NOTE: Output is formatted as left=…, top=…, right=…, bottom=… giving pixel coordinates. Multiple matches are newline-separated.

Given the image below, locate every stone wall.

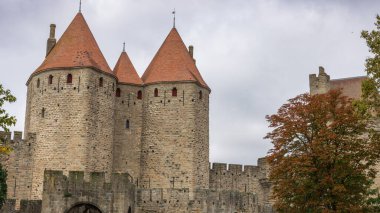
left=209, top=158, right=273, bottom=210
left=24, top=68, right=116, bottom=199
left=140, top=83, right=209, bottom=197
left=113, top=83, right=143, bottom=182
left=0, top=131, right=36, bottom=209
left=135, top=188, right=261, bottom=213
left=194, top=87, right=210, bottom=190
left=41, top=170, right=135, bottom=213
left=0, top=199, right=42, bottom=213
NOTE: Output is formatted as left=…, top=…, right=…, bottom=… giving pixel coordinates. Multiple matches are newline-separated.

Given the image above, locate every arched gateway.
left=66, top=203, right=102, bottom=213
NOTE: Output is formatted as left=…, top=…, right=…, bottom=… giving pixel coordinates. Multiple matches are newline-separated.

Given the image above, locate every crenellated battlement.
left=210, top=157, right=269, bottom=177
left=309, top=66, right=331, bottom=95
left=0, top=131, right=30, bottom=143
left=43, top=170, right=134, bottom=193
left=135, top=188, right=259, bottom=213
left=209, top=157, right=272, bottom=210
left=0, top=131, right=36, bottom=164
left=42, top=170, right=135, bottom=212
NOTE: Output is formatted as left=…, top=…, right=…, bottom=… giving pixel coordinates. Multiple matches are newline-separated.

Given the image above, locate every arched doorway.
left=66, top=203, right=102, bottom=213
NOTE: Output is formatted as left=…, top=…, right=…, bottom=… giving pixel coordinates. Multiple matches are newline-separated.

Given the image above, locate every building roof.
left=34, top=12, right=112, bottom=74
left=141, top=28, right=209, bottom=90
left=113, top=51, right=143, bottom=85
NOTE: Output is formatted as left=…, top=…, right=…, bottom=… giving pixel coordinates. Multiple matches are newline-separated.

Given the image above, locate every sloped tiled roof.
left=113, top=51, right=143, bottom=85
left=34, top=12, right=112, bottom=74
left=142, top=28, right=209, bottom=90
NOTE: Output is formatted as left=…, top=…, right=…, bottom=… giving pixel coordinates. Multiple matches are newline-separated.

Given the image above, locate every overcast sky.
left=0, top=0, right=378, bottom=166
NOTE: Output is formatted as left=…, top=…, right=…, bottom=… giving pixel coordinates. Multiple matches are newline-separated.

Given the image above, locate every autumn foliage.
left=265, top=90, right=380, bottom=212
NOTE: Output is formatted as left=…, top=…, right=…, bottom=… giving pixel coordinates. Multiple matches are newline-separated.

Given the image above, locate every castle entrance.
left=66, top=203, right=102, bottom=213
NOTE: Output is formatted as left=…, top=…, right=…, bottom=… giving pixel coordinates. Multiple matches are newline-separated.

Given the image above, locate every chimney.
left=46, top=24, right=56, bottom=57
left=188, top=45, right=194, bottom=58
left=188, top=45, right=196, bottom=63
left=318, top=66, right=325, bottom=75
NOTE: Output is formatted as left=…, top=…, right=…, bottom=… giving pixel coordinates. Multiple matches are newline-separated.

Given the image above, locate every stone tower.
left=24, top=12, right=116, bottom=199
left=139, top=28, right=210, bottom=196
left=309, top=66, right=330, bottom=95
left=112, top=48, right=144, bottom=181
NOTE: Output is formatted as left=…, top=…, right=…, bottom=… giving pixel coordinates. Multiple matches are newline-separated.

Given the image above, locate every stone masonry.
left=25, top=68, right=116, bottom=200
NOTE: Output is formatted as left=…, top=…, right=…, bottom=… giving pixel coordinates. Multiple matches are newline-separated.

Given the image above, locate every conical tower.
left=24, top=12, right=116, bottom=199
left=112, top=47, right=143, bottom=181
left=140, top=27, right=210, bottom=196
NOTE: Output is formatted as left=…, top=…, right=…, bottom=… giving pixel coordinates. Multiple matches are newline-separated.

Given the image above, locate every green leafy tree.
left=359, top=14, right=380, bottom=212
left=265, top=90, right=380, bottom=212
left=0, top=83, right=16, bottom=209
left=0, top=83, right=16, bottom=156
left=0, top=84, right=16, bottom=133
left=361, top=14, right=380, bottom=115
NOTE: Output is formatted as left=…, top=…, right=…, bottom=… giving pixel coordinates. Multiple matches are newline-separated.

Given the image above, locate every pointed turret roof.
left=113, top=50, right=143, bottom=85
left=34, top=12, right=112, bottom=74
left=142, top=28, right=209, bottom=90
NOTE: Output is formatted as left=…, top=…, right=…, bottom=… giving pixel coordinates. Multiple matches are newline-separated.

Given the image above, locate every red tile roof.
left=113, top=51, right=143, bottom=85
left=34, top=13, right=112, bottom=74
left=142, top=28, right=209, bottom=90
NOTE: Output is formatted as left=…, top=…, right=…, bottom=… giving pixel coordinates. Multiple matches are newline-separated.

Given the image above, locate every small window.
left=37, top=79, right=40, bottom=88
left=199, top=91, right=203, bottom=99
left=137, top=90, right=142, bottom=99
left=67, top=74, right=72, bottom=83
left=172, top=87, right=177, bottom=97
left=48, top=75, right=53, bottom=85
left=99, top=77, right=103, bottom=87
left=112, top=83, right=115, bottom=91
left=126, top=120, right=130, bottom=129
left=41, top=108, right=45, bottom=118
left=128, top=207, right=132, bottom=213
left=116, top=88, right=121, bottom=97
left=154, top=88, right=158, bottom=97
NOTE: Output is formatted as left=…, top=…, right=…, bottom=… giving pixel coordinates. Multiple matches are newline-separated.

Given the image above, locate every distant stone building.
left=309, top=66, right=366, bottom=99
left=0, top=11, right=273, bottom=213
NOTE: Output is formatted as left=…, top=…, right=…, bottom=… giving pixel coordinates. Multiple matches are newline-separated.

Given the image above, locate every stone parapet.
left=41, top=170, right=135, bottom=213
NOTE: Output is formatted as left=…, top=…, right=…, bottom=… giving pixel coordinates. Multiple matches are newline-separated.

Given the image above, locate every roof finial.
left=123, top=42, right=126, bottom=52
left=172, top=8, right=176, bottom=28
left=79, top=0, right=82, bottom=13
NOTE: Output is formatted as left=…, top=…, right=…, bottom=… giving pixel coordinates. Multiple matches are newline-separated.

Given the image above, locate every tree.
left=0, top=83, right=16, bottom=155
left=0, top=84, right=16, bottom=133
left=265, top=90, right=380, bottom=212
left=0, top=83, right=16, bottom=209
left=361, top=15, right=380, bottom=115
left=359, top=14, right=380, bottom=212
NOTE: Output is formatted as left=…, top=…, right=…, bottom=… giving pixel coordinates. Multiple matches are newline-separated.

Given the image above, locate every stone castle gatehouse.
left=0, top=11, right=274, bottom=213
